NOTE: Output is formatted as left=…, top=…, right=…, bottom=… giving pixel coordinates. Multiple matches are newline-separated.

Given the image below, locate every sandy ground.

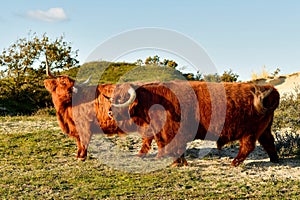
left=89, top=134, right=300, bottom=180
left=187, top=140, right=300, bottom=181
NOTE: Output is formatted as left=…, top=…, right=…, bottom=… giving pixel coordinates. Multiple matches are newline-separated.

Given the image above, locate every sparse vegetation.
left=251, top=66, right=281, bottom=80
left=251, top=65, right=270, bottom=80
left=0, top=115, right=299, bottom=199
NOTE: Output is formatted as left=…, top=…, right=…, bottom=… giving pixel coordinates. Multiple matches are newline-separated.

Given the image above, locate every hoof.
left=270, top=155, right=279, bottom=163
left=76, top=156, right=87, bottom=161
left=171, top=157, right=188, bottom=167
left=231, top=158, right=242, bottom=167
left=155, top=152, right=164, bottom=159
left=136, top=152, right=147, bottom=158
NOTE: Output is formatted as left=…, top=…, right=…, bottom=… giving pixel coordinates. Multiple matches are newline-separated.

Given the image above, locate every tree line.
left=137, top=55, right=239, bottom=82
left=0, top=33, right=239, bottom=115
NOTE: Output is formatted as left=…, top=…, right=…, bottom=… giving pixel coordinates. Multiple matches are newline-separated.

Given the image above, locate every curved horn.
left=45, top=55, right=57, bottom=78
left=112, top=87, right=136, bottom=108
left=78, top=75, right=92, bottom=86
left=262, top=87, right=273, bottom=98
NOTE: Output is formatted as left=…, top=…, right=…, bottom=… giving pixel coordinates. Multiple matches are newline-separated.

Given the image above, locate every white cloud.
left=27, top=7, right=68, bottom=22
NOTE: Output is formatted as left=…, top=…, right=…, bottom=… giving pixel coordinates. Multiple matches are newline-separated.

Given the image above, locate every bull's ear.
left=128, top=99, right=139, bottom=115
left=44, top=79, right=57, bottom=92
left=129, top=83, right=139, bottom=90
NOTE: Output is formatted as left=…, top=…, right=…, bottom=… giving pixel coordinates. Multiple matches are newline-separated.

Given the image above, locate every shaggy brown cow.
left=109, top=81, right=280, bottom=166
left=43, top=59, right=125, bottom=160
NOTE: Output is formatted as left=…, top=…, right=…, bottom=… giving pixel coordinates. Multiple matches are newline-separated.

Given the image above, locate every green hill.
left=72, top=61, right=187, bottom=84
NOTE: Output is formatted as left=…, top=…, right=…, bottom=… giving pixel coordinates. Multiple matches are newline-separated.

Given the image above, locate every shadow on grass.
left=184, top=144, right=300, bottom=168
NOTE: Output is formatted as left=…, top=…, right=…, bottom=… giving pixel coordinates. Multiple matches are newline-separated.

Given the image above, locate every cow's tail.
left=251, top=85, right=280, bottom=114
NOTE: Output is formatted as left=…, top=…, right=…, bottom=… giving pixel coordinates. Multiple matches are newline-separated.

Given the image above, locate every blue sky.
left=1, top=0, right=300, bottom=80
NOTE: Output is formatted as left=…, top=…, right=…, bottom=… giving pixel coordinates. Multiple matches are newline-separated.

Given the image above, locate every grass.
left=0, top=116, right=299, bottom=199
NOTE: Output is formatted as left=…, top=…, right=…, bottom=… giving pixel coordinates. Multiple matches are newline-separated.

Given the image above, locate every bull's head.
left=251, top=85, right=273, bottom=114
left=111, top=87, right=136, bottom=108
left=104, top=84, right=137, bottom=121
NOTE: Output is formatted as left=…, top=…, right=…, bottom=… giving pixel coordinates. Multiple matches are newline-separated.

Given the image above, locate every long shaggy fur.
left=112, top=81, right=280, bottom=166
left=44, top=77, right=122, bottom=160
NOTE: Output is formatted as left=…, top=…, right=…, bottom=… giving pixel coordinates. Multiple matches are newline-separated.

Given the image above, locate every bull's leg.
left=258, top=126, right=279, bottom=163
left=152, top=132, right=167, bottom=158
left=217, top=135, right=230, bottom=150
left=168, top=139, right=188, bottom=167
left=137, top=137, right=153, bottom=157
left=231, top=134, right=256, bottom=167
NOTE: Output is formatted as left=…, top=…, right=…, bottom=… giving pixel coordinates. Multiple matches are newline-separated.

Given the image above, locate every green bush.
left=273, top=87, right=300, bottom=157
left=0, top=33, right=79, bottom=116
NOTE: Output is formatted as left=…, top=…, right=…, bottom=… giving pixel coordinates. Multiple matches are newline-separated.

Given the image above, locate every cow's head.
left=44, top=57, right=90, bottom=107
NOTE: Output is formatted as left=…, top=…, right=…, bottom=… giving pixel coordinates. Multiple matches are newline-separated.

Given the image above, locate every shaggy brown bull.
left=109, top=81, right=280, bottom=166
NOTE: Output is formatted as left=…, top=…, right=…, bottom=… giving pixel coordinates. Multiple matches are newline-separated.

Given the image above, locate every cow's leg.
left=172, top=154, right=188, bottom=167
left=258, top=125, right=279, bottom=163
left=75, top=138, right=87, bottom=161
left=155, top=139, right=166, bottom=158
left=137, top=137, right=153, bottom=157
left=231, top=134, right=256, bottom=166
left=79, top=143, right=87, bottom=161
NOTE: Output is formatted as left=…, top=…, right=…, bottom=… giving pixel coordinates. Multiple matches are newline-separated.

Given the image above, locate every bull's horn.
left=262, top=87, right=273, bottom=98
left=112, top=87, right=136, bottom=108
left=78, top=75, right=92, bottom=86
left=45, top=55, right=57, bottom=78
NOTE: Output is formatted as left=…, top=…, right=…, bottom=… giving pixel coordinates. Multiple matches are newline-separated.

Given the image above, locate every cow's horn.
left=45, top=56, right=57, bottom=78
left=112, top=87, right=136, bottom=108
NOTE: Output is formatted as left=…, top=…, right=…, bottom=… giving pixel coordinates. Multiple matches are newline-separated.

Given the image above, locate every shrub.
left=273, top=87, right=300, bottom=157
left=0, top=33, right=79, bottom=116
